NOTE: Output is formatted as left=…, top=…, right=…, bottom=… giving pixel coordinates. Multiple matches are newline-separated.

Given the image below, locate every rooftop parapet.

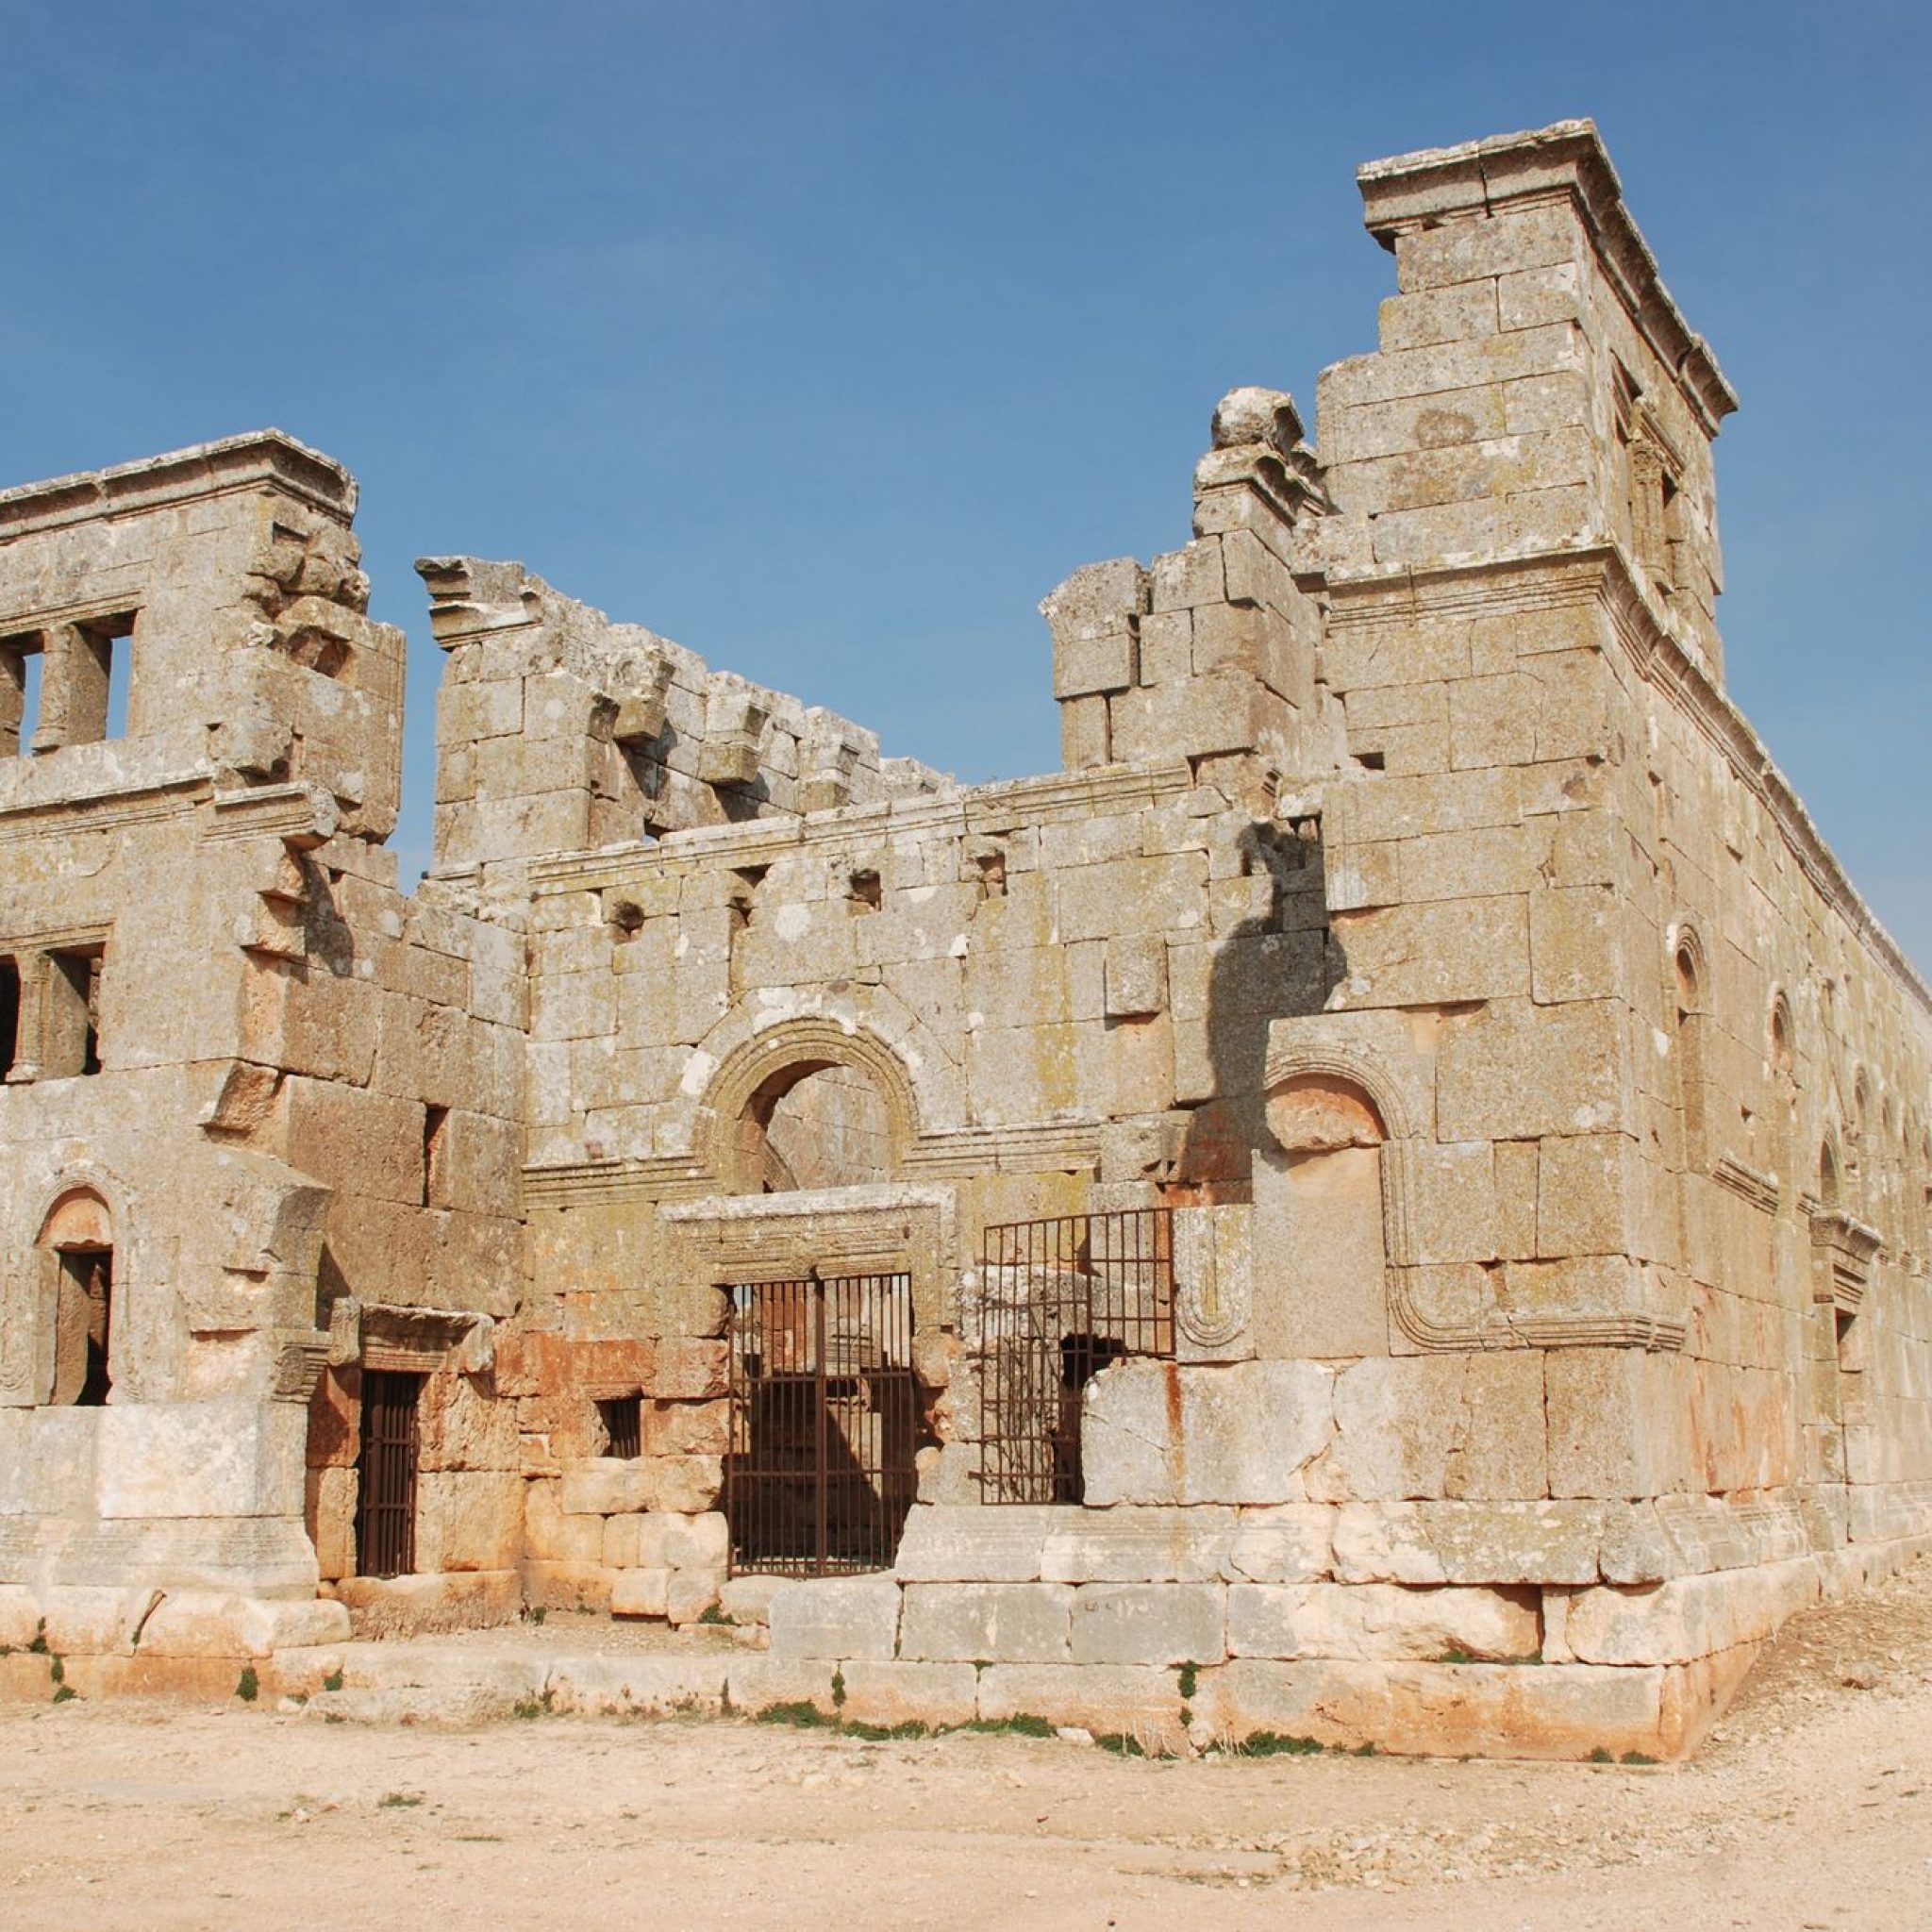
left=1356, top=121, right=1736, bottom=436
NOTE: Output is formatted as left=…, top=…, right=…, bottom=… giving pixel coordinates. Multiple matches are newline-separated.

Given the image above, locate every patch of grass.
left=1351, top=1740, right=1377, bottom=1757
left=1620, top=1750, right=1659, bottom=1766
left=754, top=1700, right=835, bottom=1728
left=52, top=1684, right=76, bottom=1705
left=455, top=1834, right=503, bottom=1843
left=48, top=1656, right=64, bottom=1687
left=1588, top=1745, right=1614, bottom=1763
left=697, top=1603, right=731, bottom=1626
left=378, top=1790, right=423, bottom=1809
left=510, top=1690, right=556, bottom=1721
left=1176, top=1662, right=1198, bottom=1700
left=27, top=1621, right=48, bottom=1657
left=527, top=1607, right=546, bottom=1626
left=841, top=1719, right=931, bottom=1741
left=830, top=1669, right=847, bottom=1709
left=1232, top=1731, right=1325, bottom=1757
left=236, top=1666, right=259, bottom=1704
left=1439, top=1646, right=1475, bottom=1664
left=959, top=1713, right=1056, bottom=1739
left=322, top=1669, right=344, bottom=1693
left=1094, top=1733, right=1146, bottom=1757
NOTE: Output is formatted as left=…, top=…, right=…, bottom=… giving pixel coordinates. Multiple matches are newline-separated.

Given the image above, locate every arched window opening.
left=1819, top=1139, right=1843, bottom=1212
left=736, top=1058, right=893, bottom=1192
left=41, top=1189, right=114, bottom=1406
left=1672, top=936, right=1709, bottom=1174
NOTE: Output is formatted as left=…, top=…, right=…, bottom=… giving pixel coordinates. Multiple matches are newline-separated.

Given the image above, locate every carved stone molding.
left=1174, top=1204, right=1254, bottom=1360
left=1809, top=1208, right=1883, bottom=1313
left=1712, top=1154, right=1780, bottom=1217
left=662, top=1183, right=958, bottom=1332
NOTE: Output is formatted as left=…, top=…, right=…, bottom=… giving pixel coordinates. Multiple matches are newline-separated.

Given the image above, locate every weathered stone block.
left=974, top=1661, right=1184, bottom=1738
left=836, top=1660, right=979, bottom=1727
left=609, top=1568, right=670, bottom=1619
left=892, top=1504, right=1063, bottom=1582
left=1224, top=1505, right=1337, bottom=1582
left=899, top=1582, right=1073, bottom=1663
left=1081, top=1360, right=1335, bottom=1507
left=1070, top=1582, right=1224, bottom=1664
left=765, top=1574, right=901, bottom=1660
left=1225, top=1580, right=1539, bottom=1662
left=1041, top=1505, right=1239, bottom=1582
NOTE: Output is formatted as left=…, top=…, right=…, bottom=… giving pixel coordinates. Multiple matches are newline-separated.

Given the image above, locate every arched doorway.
left=40, top=1189, right=115, bottom=1406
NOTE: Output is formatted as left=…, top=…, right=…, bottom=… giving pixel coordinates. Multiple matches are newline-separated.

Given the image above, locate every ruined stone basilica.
left=1, top=122, right=1926, bottom=1757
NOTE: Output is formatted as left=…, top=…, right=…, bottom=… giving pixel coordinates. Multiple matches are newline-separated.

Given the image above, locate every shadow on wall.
left=1178, top=816, right=1341, bottom=1195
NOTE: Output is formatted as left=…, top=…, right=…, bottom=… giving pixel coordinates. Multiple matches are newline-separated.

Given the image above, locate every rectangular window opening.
left=0, top=958, right=17, bottom=1079
left=101, top=616, right=134, bottom=740
left=423, top=1104, right=450, bottom=1208
left=0, top=634, right=42, bottom=758
left=598, top=1393, right=642, bottom=1460
left=356, top=1369, right=423, bottom=1578
left=45, top=946, right=104, bottom=1077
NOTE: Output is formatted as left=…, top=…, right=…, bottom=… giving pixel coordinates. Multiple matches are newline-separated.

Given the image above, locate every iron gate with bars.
left=977, top=1207, right=1175, bottom=1504
left=357, top=1369, right=423, bottom=1578
left=724, top=1273, right=919, bottom=1576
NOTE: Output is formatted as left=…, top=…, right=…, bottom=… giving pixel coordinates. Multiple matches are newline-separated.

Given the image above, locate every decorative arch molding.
left=1666, top=918, right=1709, bottom=1007
left=1, top=1161, right=136, bottom=1406
left=697, top=1016, right=924, bottom=1191
left=1260, top=1040, right=1425, bottom=1144
left=1259, top=1030, right=1685, bottom=1356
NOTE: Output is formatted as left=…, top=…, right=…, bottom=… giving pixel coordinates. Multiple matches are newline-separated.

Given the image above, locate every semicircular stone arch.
left=699, top=1017, right=924, bottom=1191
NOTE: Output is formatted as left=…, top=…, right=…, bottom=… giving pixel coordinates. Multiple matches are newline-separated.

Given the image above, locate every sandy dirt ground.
left=3, top=1563, right=1931, bottom=1931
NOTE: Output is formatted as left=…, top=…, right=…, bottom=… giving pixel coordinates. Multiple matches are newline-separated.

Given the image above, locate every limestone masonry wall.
left=0, top=121, right=1926, bottom=1757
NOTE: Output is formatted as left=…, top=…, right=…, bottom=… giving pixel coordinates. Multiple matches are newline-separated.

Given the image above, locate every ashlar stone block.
left=898, top=1582, right=1073, bottom=1663
left=1070, top=1582, right=1224, bottom=1665
left=1225, top=1581, right=1540, bottom=1661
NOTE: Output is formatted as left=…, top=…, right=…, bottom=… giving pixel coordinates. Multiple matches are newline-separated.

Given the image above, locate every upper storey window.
left=0, top=611, right=137, bottom=755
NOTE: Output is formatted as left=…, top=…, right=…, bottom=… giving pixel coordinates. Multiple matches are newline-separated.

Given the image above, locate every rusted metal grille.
left=599, top=1393, right=642, bottom=1459
left=725, top=1274, right=919, bottom=1577
left=976, top=1208, right=1174, bottom=1504
left=356, top=1369, right=422, bottom=1578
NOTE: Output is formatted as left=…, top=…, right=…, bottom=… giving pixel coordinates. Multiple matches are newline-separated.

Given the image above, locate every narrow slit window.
left=0, top=958, right=18, bottom=1079
left=423, top=1105, right=450, bottom=1207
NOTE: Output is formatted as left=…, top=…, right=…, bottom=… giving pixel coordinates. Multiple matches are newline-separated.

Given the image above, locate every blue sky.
left=4, top=2, right=1927, bottom=968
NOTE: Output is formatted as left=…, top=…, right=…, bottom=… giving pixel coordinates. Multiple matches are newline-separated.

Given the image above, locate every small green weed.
left=1176, top=1662, right=1198, bottom=1700
left=754, top=1700, right=835, bottom=1728
left=27, top=1621, right=48, bottom=1657
left=1620, top=1750, right=1659, bottom=1766
left=1234, top=1731, right=1324, bottom=1757
left=697, top=1603, right=731, bottom=1626
left=841, top=1719, right=931, bottom=1741
left=378, top=1790, right=423, bottom=1809
left=322, top=1669, right=344, bottom=1693
left=830, top=1669, right=847, bottom=1709
left=1094, top=1733, right=1145, bottom=1757
left=528, top=1607, right=546, bottom=1626
left=960, top=1713, right=1056, bottom=1739
left=1588, top=1746, right=1614, bottom=1763
left=236, top=1666, right=259, bottom=1703
left=52, top=1684, right=76, bottom=1705
left=511, top=1690, right=556, bottom=1720
left=1439, top=1646, right=1474, bottom=1664
left=48, top=1656, right=64, bottom=1687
